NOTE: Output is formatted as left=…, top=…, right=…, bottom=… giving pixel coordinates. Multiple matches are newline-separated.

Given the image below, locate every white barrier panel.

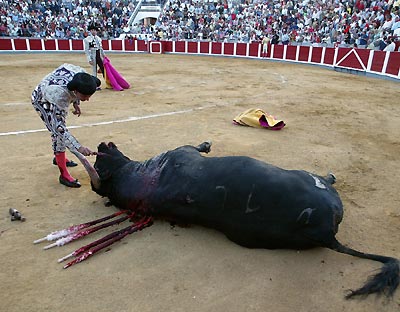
left=150, top=41, right=162, bottom=54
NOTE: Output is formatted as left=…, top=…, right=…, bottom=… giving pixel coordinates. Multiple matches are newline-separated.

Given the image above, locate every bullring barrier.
left=0, top=38, right=399, bottom=81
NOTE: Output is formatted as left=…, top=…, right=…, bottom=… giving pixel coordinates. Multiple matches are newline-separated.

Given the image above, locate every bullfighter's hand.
left=72, top=102, right=81, bottom=116
left=78, top=146, right=95, bottom=156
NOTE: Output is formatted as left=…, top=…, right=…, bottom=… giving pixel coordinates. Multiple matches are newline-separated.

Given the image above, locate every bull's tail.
left=329, top=238, right=399, bottom=299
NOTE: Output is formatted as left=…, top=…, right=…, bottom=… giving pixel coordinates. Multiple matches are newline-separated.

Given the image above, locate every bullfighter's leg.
left=95, top=50, right=104, bottom=78
left=32, top=99, right=81, bottom=187
left=195, top=141, right=212, bottom=153
left=91, top=55, right=97, bottom=77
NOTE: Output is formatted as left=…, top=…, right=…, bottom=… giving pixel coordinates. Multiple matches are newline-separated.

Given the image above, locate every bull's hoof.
left=53, top=157, right=78, bottom=167
left=59, top=176, right=81, bottom=188
left=325, top=172, right=336, bottom=185
left=196, top=141, right=212, bottom=153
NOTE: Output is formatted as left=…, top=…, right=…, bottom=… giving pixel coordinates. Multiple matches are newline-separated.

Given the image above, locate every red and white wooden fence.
left=1, top=38, right=399, bottom=80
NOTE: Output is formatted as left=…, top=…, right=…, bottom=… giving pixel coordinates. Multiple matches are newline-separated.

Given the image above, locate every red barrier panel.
left=102, top=39, right=109, bottom=51
left=336, top=48, right=364, bottom=70
left=71, top=40, right=83, bottom=50
left=236, top=43, right=246, bottom=56
left=298, top=46, right=310, bottom=62
left=200, top=41, right=209, bottom=54
left=286, top=45, right=297, bottom=61
left=161, top=40, right=172, bottom=53
left=0, top=38, right=12, bottom=50
left=187, top=41, right=197, bottom=53
left=369, top=51, right=386, bottom=73
left=323, top=48, right=335, bottom=65
left=273, top=45, right=285, bottom=59
left=386, top=53, right=400, bottom=76
left=248, top=42, right=259, bottom=57
left=124, top=39, right=136, bottom=51
left=44, top=39, right=56, bottom=50
left=136, top=40, right=148, bottom=52
left=224, top=43, right=234, bottom=55
left=211, top=42, right=222, bottom=55
left=14, top=39, right=27, bottom=50
left=28, top=39, right=43, bottom=50
left=310, top=47, right=323, bottom=63
left=111, top=40, right=123, bottom=51
left=175, top=41, right=185, bottom=53
left=57, top=39, right=70, bottom=50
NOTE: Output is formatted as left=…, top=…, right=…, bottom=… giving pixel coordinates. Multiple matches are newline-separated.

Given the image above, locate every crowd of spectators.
left=0, top=0, right=135, bottom=39
left=0, top=0, right=399, bottom=50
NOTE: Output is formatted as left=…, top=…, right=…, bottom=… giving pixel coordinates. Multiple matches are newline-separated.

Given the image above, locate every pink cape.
left=103, top=56, right=130, bottom=91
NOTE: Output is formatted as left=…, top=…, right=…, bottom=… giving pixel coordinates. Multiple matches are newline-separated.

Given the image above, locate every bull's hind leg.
left=195, top=141, right=212, bottom=154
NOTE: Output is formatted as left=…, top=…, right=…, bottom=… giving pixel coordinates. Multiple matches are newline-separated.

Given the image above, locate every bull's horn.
left=70, top=150, right=101, bottom=190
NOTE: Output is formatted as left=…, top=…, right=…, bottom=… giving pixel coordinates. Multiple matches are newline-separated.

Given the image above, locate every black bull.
left=89, top=141, right=399, bottom=299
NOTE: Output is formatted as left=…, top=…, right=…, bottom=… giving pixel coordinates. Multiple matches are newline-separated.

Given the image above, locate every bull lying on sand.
left=36, top=141, right=399, bottom=299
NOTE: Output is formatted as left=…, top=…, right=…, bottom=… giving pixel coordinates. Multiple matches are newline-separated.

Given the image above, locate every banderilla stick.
left=43, top=212, right=135, bottom=250
left=58, top=214, right=141, bottom=263
left=33, top=210, right=128, bottom=244
left=63, top=217, right=153, bottom=269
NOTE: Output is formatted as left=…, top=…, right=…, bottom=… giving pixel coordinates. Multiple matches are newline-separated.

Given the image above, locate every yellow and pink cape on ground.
left=233, top=108, right=285, bottom=130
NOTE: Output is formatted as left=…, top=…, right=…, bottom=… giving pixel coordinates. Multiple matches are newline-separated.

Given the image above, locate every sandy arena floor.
left=0, top=53, right=399, bottom=312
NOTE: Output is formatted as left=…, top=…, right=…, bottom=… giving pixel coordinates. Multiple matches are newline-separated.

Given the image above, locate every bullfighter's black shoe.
left=53, top=157, right=78, bottom=167
left=59, top=176, right=81, bottom=188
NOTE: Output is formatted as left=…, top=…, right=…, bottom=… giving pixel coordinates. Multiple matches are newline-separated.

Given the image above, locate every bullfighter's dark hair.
left=67, top=72, right=101, bottom=95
